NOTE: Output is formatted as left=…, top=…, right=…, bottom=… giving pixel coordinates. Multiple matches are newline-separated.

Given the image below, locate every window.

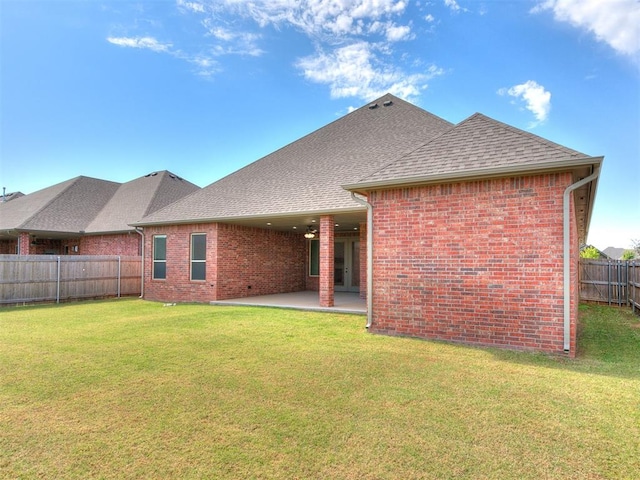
left=153, top=235, right=167, bottom=280
left=309, top=239, right=319, bottom=276
left=191, top=233, right=206, bottom=281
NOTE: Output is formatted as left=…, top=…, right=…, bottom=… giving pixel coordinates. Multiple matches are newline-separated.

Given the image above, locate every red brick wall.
left=0, top=233, right=138, bottom=256
left=143, top=223, right=306, bottom=303
left=216, top=224, right=306, bottom=300
left=143, top=223, right=219, bottom=303
left=368, top=173, right=576, bottom=355
left=359, top=222, right=367, bottom=300
left=0, top=240, right=17, bottom=254
left=80, top=233, right=140, bottom=256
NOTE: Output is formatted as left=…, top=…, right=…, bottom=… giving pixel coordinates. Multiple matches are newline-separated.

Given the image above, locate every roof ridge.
left=143, top=171, right=170, bottom=218
left=67, top=177, right=123, bottom=232
left=465, top=112, right=586, bottom=157
left=17, top=176, right=84, bottom=229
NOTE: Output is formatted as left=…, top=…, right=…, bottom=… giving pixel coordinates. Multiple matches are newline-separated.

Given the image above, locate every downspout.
left=563, top=168, right=600, bottom=352
left=135, top=227, right=145, bottom=299
left=351, top=192, right=373, bottom=328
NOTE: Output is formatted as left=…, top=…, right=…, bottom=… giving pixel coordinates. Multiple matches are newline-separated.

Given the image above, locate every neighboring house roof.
left=0, top=176, right=120, bottom=235
left=85, top=171, right=200, bottom=234
left=2, top=191, right=25, bottom=202
left=134, top=93, right=453, bottom=226
left=0, top=171, right=199, bottom=239
left=602, top=247, right=626, bottom=260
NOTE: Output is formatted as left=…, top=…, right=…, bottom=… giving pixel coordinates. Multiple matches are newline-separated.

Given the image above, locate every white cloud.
left=385, top=23, right=413, bottom=42
left=533, top=0, right=640, bottom=57
left=296, top=42, right=443, bottom=101
left=201, top=20, right=264, bottom=56
left=425, top=14, right=435, bottom=23
left=498, top=80, right=551, bottom=126
left=444, top=0, right=467, bottom=14
left=221, top=0, right=409, bottom=39
left=177, top=0, right=206, bottom=14
left=107, top=35, right=218, bottom=76
left=108, top=0, right=435, bottom=97
left=107, top=36, right=172, bottom=53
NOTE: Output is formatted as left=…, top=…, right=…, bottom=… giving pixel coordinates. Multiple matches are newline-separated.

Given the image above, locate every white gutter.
left=563, top=168, right=600, bottom=352
left=351, top=192, right=373, bottom=328
left=135, top=227, right=145, bottom=299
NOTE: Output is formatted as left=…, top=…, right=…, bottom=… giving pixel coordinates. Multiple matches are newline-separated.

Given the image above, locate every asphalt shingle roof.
left=352, top=113, right=589, bottom=187
left=0, top=177, right=120, bottom=233
left=86, top=172, right=200, bottom=233
left=0, top=171, right=199, bottom=236
left=602, top=247, right=627, bottom=260
left=136, top=93, right=453, bottom=225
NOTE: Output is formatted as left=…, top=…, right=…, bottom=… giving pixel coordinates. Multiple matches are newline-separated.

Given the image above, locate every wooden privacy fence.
left=580, top=259, right=640, bottom=314
left=0, top=255, right=142, bottom=305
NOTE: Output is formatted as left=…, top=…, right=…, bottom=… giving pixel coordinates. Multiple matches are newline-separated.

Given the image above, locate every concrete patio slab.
left=210, top=291, right=366, bottom=315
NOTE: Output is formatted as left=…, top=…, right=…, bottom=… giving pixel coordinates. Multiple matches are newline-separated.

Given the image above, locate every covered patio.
left=210, top=291, right=366, bottom=315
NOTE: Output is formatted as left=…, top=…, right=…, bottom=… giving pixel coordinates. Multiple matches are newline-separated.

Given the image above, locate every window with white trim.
left=191, top=233, right=206, bottom=281
left=153, top=235, right=167, bottom=280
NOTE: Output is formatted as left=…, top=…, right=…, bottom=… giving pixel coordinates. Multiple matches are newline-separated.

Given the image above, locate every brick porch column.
left=319, top=215, right=335, bottom=307
left=18, top=232, right=31, bottom=255
left=359, top=221, right=367, bottom=300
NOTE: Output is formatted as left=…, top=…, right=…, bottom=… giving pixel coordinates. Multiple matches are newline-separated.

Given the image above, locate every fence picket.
left=580, top=259, right=639, bottom=315
left=0, top=255, right=141, bottom=304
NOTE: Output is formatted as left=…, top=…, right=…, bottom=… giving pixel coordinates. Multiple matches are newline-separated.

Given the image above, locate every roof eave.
left=130, top=206, right=368, bottom=227
left=342, top=156, right=604, bottom=192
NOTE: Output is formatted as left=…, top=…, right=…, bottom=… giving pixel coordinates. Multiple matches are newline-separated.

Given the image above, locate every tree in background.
left=621, top=250, right=636, bottom=260
left=632, top=239, right=640, bottom=256
left=580, top=246, right=602, bottom=259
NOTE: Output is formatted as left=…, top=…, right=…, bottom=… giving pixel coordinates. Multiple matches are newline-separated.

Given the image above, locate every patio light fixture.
left=304, top=226, right=317, bottom=239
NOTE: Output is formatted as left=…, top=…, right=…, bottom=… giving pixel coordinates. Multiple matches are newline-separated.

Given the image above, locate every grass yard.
left=1, top=300, right=639, bottom=479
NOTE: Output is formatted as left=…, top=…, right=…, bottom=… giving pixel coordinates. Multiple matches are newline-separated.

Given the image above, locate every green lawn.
left=1, top=300, right=639, bottom=479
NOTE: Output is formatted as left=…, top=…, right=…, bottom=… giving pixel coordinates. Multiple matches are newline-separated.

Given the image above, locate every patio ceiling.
left=213, top=210, right=367, bottom=235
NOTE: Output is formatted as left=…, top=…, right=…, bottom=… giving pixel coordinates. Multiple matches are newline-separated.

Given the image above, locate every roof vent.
left=383, top=100, right=393, bottom=107
left=368, top=103, right=378, bottom=109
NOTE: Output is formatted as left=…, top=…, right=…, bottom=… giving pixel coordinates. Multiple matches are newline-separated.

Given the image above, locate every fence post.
left=607, top=262, right=611, bottom=305
left=56, top=256, right=61, bottom=304
left=633, top=261, right=637, bottom=314
left=618, top=261, right=622, bottom=307
left=117, top=256, right=121, bottom=298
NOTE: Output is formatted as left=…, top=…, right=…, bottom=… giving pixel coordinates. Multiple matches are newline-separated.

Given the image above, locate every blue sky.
left=1, top=0, right=638, bottom=250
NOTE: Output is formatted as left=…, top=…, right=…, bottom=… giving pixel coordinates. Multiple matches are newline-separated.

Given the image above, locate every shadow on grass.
left=489, top=303, right=640, bottom=380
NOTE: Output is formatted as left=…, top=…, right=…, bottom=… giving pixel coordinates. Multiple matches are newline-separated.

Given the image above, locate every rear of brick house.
left=134, top=94, right=602, bottom=357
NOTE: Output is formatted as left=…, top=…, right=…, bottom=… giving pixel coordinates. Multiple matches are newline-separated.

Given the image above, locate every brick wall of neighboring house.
left=0, top=239, right=17, bottom=254
left=368, top=173, right=578, bottom=356
left=143, top=223, right=306, bottom=303
left=80, top=233, right=141, bottom=256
